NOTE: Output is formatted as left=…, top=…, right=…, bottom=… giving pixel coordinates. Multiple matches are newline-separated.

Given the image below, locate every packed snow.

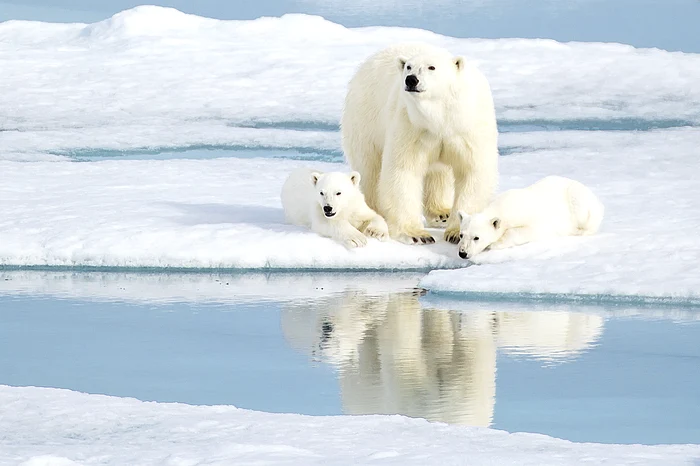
left=1, top=385, right=699, bottom=466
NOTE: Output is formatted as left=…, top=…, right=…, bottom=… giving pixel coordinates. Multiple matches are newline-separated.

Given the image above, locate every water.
left=1, top=0, right=698, bottom=53
left=2, top=271, right=699, bottom=445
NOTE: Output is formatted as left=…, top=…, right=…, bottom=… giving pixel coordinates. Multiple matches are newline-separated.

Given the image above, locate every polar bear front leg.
left=378, top=142, right=434, bottom=245
left=423, top=162, right=454, bottom=228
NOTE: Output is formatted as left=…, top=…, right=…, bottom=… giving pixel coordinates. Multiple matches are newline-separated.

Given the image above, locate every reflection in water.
left=282, top=289, right=603, bottom=426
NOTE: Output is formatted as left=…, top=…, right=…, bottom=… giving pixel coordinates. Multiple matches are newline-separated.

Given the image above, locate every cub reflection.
left=281, top=290, right=602, bottom=427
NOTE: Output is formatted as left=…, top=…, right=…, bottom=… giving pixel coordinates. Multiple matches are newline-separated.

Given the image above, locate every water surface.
left=2, top=271, right=699, bottom=445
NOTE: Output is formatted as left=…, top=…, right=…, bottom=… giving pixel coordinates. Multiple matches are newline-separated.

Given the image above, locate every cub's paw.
left=444, top=225, right=461, bottom=244
left=425, top=210, right=450, bottom=229
left=365, top=217, right=390, bottom=241
left=393, top=228, right=435, bottom=245
left=343, top=231, right=368, bottom=248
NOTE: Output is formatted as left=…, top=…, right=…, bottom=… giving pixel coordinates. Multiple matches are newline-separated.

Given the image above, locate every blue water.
left=1, top=0, right=698, bottom=53
left=1, top=272, right=699, bottom=445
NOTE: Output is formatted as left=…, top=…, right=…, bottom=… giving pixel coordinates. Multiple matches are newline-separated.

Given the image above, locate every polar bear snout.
left=405, top=74, right=420, bottom=92
left=323, top=205, right=336, bottom=217
left=458, top=250, right=468, bottom=260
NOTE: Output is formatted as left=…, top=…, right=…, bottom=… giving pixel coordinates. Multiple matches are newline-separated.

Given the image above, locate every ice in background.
left=1, top=0, right=699, bottom=52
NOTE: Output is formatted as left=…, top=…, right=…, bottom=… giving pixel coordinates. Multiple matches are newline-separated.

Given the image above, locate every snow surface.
left=0, top=157, right=462, bottom=270
left=1, top=5, right=700, bottom=160
left=1, top=385, right=699, bottom=466
left=2, top=128, right=699, bottom=301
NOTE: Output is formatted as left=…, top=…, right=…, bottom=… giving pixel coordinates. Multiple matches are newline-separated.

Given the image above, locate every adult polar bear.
left=341, top=43, right=499, bottom=245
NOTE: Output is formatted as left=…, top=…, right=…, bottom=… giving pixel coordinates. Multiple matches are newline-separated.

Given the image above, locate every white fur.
left=280, top=167, right=390, bottom=248
left=340, top=42, right=499, bottom=245
left=457, top=176, right=605, bottom=259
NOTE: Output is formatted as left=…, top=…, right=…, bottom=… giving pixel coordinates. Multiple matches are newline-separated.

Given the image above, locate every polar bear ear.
left=397, top=56, right=407, bottom=72
left=311, top=172, right=321, bottom=186
left=349, top=171, right=361, bottom=187
left=454, top=56, right=465, bottom=71
left=457, top=210, right=469, bottom=223
left=491, top=217, right=501, bottom=230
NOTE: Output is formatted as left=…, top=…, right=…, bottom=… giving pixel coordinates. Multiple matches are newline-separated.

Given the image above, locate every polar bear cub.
left=281, top=167, right=390, bottom=248
left=457, top=176, right=604, bottom=259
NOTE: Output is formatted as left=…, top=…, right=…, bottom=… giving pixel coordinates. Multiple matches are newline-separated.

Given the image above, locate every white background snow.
left=1, top=4, right=700, bottom=465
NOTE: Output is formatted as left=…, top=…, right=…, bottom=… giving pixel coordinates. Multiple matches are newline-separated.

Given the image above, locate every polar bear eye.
left=319, top=191, right=324, bottom=196
left=459, top=233, right=464, bottom=239
left=473, top=236, right=480, bottom=241
left=406, top=65, right=411, bottom=71
left=428, top=66, right=435, bottom=70
left=336, top=192, right=341, bottom=196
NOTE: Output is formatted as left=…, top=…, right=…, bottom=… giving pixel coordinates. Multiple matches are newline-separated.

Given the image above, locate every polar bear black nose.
left=459, top=251, right=468, bottom=259
left=323, top=205, right=333, bottom=214
left=405, top=74, right=419, bottom=88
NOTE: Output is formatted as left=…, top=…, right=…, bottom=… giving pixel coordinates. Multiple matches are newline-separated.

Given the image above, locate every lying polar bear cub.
left=281, top=167, right=390, bottom=248
left=457, top=176, right=604, bottom=260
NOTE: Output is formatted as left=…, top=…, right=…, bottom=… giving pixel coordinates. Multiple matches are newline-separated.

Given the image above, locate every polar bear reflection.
left=281, top=291, right=603, bottom=427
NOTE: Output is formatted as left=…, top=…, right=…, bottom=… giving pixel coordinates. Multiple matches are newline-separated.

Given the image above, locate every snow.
left=0, top=385, right=698, bottom=466
left=2, top=128, right=699, bottom=301
left=1, top=6, right=700, bottom=160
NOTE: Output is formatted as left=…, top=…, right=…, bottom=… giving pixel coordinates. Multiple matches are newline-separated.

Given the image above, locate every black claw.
left=412, top=237, right=419, bottom=243
left=428, top=237, right=435, bottom=244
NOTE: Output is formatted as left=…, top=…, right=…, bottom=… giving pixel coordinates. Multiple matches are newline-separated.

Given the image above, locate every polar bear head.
left=310, top=171, right=362, bottom=218
left=457, top=210, right=503, bottom=260
left=397, top=50, right=465, bottom=100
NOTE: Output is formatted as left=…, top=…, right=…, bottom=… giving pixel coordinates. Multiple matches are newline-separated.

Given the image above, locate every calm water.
left=1, top=271, right=699, bottom=445
left=0, top=0, right=698, bottom=53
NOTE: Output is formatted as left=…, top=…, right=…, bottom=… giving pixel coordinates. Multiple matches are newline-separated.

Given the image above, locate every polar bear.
left=457, top=176, right=605, bottom=259
left=281, top=167, right=389, bottom=248
left=340, top=43, right=499, bottom=245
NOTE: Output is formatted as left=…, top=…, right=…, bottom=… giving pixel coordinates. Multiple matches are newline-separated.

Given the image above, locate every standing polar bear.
left=341, top=43, right=499, bottom=245
left=281, top=167, right=390, bottom=248
left=457, top=176, right=605, bottom=260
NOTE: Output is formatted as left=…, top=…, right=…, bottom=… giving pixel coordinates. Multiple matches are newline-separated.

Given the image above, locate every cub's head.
left=310, top=171, right=361, bottom=218
left=397, top=50, right=465, bottom=99
left=457, top=210, right=502, bottom=260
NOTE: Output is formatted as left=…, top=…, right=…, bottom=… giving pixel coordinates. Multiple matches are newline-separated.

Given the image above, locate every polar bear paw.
left=343, top=230, right=369, bottom=248
left=425, top=209, right=451, bottom=228
left=444, top=224, right=461, bottom=244
left=393, top=227, right=435, bottom=245
left=364, top=217, right=390, bottom=241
